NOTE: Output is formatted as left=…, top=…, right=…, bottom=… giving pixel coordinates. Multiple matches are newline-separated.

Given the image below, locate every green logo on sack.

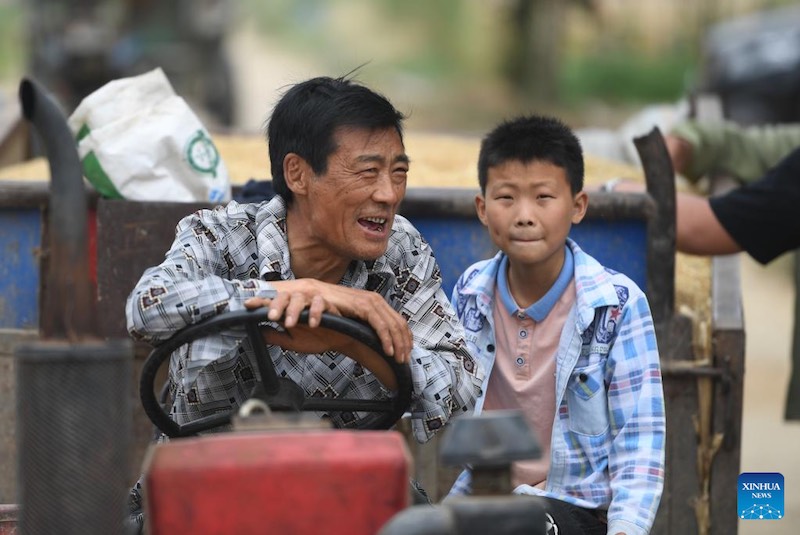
left=185, top=130, right=221, bottom=178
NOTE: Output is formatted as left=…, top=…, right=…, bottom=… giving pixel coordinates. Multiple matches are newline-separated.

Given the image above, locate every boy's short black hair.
left=266, top=75, right=406, bottom=204
left=478, top=114, right=584, bottom=195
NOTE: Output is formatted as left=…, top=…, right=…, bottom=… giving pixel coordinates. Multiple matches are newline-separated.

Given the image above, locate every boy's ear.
left=283, top=153, right=312, bottom=196
left=475, top=193, right=488, bottom=226
left=571, top=191, right=589, bottom=224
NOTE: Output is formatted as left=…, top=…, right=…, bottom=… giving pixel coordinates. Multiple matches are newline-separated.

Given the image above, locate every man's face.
left=304, top=126, right=409, bottom=262
left=476, top=159, right=587, bottom=275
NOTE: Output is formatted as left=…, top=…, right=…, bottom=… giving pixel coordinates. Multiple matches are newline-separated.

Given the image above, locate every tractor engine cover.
left=143, top=430, right=412, bottom=534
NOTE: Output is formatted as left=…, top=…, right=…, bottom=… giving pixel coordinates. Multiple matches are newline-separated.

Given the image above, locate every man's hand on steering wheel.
left=244, top=279, right=413, bottom=365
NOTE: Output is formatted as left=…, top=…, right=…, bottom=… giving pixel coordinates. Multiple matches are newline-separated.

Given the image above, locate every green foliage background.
left=1, top=0, right=797, bottom=130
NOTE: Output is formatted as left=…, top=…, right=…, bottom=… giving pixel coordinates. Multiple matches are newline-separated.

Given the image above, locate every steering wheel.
left=140, top=307, right=413, bottom=438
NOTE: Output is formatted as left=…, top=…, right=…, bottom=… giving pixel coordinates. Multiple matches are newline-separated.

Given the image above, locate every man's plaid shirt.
left=126, top=196, right=483, bottom=442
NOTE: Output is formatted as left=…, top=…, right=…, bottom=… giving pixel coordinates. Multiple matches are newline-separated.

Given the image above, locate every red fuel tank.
left=144, top=430, right=412, bottom=535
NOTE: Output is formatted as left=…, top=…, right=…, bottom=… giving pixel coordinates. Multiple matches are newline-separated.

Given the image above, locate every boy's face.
left=476, top=159, right=588, bottom=272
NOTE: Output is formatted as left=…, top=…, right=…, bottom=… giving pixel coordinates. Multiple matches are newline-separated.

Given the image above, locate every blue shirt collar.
left=497, top=245, right=574, bottom=322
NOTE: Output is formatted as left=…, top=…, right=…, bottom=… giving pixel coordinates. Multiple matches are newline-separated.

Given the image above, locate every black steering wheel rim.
left=140, top=306, right=413, bottom=438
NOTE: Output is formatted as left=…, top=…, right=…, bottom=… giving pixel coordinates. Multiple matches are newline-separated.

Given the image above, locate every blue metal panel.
left=408, top=216, right=648, bottom=297
left=411, top=217, right=496, bottom=297
left=0, top=208, right=41, bottom=329
left=571, top=220, right=648, bottom=291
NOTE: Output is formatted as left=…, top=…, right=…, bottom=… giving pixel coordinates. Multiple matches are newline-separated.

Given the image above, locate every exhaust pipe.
left=19, top=78, right=95, bottom=340
left=15, top=78, right=132, bottom=535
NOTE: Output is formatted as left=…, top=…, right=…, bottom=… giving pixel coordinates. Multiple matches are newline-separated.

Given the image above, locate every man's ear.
left=475, top=193, right=488, bottom=227
left=571, top=190, right=589, bottom=224
left=283, top=153, right=311, bottom=196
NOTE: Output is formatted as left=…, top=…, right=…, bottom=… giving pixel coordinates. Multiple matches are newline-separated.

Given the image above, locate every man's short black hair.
left=266, top=75, right=406, bottom=204
left=477, top=114, right=584, bottom=195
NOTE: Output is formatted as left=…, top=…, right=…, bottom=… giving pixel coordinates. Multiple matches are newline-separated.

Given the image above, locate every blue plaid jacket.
left=448, top=239, right=665, bottom=535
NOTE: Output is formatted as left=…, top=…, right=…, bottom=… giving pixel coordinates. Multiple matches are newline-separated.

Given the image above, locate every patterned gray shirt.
left=126, top=196, right=483, bottom=442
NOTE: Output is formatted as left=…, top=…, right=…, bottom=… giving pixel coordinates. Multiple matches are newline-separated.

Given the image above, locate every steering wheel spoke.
left=244, top=321, right=280, bottom=395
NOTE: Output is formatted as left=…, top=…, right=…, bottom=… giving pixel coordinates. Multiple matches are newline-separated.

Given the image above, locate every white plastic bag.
left=68, top=68, right=232, bottom=203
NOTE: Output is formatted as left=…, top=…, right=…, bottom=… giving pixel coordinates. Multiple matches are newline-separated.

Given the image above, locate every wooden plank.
left=652, top=314, right=699, bottom=535
left=633, top=128, right=676, bottom=330
left=96, top=199, right=211, bottom=339
left=709, top=255, right=745, bottom=534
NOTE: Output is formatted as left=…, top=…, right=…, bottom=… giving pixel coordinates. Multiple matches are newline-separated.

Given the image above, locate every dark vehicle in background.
left=26, top=0, right=235, bottom=128
left=700, top=3, right=800, bottom=125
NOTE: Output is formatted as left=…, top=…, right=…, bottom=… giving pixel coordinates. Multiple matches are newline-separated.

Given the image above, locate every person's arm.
left=610, top=179, right=743, bottom=257
left=394, top=227, right=484, bottom=443
left=673, top=191, right=742, bottom=256
left=604, top=286, right=666, bottom=535
left=126, top=204, right=277, bottom=344
left=668, top=119, right=800, bottom=183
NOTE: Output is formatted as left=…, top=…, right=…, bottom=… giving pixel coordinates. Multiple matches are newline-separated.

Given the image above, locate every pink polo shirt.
left=483, top=251, right=576, bottom=489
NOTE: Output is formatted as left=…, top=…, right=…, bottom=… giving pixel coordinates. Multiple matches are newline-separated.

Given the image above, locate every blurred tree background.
left=0, top=0, right=797, bottom=134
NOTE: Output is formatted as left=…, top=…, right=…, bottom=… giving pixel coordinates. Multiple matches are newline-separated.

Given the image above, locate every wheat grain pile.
left=211, top=132, right=645, bottom=189
left=0, top=131, right=645, bottom=187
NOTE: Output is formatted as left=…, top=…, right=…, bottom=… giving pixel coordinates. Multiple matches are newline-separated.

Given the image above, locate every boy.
left=448, top=115, right=665, bottom=535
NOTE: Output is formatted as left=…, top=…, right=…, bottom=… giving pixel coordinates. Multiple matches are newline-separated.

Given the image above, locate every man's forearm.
left=126, top=266, right=274, bottom=343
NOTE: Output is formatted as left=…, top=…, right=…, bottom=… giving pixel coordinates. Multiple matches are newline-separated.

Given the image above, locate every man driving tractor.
left=124, top=74, right=484, bottom=527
